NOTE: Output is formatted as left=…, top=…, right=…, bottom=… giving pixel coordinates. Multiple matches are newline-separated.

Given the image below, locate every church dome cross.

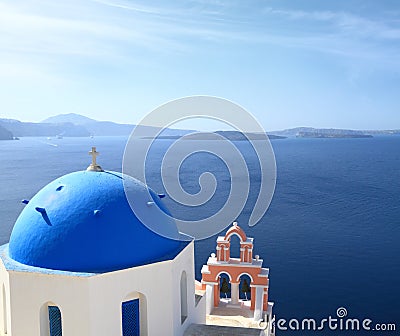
left=87, top=146, right=104, bottom=172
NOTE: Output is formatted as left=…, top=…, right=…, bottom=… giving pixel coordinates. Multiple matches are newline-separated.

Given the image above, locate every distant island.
left=0, top=113, right=190, bottom=138
left=144, top=131, right=286, bottom=141
left=0, top=118, right=90, bottom=137
left=42, top=114, right=135, bottom=136
left=270, top=127, right=399, bottom=138
left=0, top=113, right=399, bottom=140
left=296, top=131, right=373, bottom=139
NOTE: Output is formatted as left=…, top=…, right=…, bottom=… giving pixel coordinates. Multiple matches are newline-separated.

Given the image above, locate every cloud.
left=263, top=7, right=400, bottom=41
left=0, top=0, right=399, bottom=78
left=0, top=1, right=164, bottom=57
left=89, top=0, right=163, bottom=15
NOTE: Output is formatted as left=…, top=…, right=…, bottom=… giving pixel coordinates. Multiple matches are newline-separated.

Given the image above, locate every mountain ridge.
left=42, top=113, right=97, bottom=125
left=1, top=113, right=399, bottom=138
left=0, top=124, right=13, bottom=140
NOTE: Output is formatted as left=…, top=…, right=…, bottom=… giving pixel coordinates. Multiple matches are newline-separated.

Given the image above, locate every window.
left=122, top=299, right=140, bottom=336
left=2, top=285, right=7, bottom=334
left=48, top=306, right=62, bottom=336
left=180, top=271, right=188, bottom=324
left=229, top=234, right=241, bottom=258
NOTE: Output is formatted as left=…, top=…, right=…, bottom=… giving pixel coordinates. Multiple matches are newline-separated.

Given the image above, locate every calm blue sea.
left=0, top=136, right=399, bottom=334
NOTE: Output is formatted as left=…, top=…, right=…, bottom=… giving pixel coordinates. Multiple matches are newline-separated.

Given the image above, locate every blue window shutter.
left=48, top=306, right=62, bottom=336
left=122, top=299, right=140, bottom=336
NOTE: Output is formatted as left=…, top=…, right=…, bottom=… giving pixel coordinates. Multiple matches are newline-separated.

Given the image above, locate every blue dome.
left=9, top=171, right=183, bottom=273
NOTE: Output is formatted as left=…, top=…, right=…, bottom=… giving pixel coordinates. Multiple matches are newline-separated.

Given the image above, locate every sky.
left=0, top=0, right=399, bottom=131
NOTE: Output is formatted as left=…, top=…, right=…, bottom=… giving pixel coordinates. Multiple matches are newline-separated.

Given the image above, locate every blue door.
left=48, top=306, right=62, bottom=336
left=122, top=299, right=140, bottom=336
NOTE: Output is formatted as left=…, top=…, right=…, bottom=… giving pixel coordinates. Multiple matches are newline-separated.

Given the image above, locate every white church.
left=0, top=148, right=274, bottom=336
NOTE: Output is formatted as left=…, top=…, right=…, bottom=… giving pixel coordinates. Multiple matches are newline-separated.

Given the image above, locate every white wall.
left=8, top=271, right=91, bottom=336
left=0, top=241, right=205, bottom=336
left=0, top=261, right=10, bottom=336
left=169, top=241, right=205, bottom=335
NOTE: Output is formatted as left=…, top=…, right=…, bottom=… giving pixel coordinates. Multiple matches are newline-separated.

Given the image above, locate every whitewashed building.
left=0, top=149, right=205, bottom=336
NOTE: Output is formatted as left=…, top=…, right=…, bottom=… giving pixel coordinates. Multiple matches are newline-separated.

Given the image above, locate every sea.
left=0, top=135, right=399, bottom=335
